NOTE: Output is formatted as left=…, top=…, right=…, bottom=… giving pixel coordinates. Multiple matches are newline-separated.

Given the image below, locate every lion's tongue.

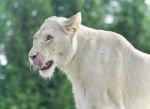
left=33, top=54, right=44, bottom=68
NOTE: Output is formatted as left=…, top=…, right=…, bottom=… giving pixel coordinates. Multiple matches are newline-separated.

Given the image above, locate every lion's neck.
left=60, top=25, right=97, bottom=84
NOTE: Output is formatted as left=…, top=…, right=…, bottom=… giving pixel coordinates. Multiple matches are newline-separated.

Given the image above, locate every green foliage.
left=0, top=0, right=150, bottom=109
left=51, top=0, right=80, bottom=16
left=112, top=0, right=150, bottom=52
left=0, top=0, right=74, bottom=109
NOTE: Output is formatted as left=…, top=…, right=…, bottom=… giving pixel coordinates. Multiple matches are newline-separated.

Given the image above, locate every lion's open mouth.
left=40, top=60, right=54, bottom=71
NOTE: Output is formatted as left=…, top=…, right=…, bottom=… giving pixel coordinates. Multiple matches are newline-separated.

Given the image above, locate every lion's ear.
left=64, top=12, right=82, bottom=36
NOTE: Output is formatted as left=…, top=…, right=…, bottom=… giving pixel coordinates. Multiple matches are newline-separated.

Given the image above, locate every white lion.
left=29, top=12, right=150, bottom=109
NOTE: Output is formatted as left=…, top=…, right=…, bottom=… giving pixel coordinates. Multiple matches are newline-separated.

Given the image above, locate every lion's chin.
left=39, top=64, right=56, bottom=79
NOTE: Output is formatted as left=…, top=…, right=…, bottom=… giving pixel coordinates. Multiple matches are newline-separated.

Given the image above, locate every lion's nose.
left=29, top=53, right=44, bottom=68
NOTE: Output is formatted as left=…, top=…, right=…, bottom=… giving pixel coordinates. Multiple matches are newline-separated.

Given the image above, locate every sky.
left=0, top=54, right=7, bottom=66
left=145, top=0, right=150, bottom=4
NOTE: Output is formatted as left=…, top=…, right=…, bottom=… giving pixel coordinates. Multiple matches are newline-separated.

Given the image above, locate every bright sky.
left=145, top=0, right=150, bottom=5
left=0, top=54, right=7, bottom=66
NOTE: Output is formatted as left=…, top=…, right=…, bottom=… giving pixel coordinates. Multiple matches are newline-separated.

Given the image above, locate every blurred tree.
left=112, top=0, right=150, bottom=53
left=51, top=0, right=80, bottom=17
left=81, top=0, right=107, bottom=28
left=0, top=0, right=74, bottom=109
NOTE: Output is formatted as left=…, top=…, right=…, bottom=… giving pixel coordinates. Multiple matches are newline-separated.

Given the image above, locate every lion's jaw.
left=39, top=62, right=56, bottom=79
left=28, top=51, right=57, bottom=79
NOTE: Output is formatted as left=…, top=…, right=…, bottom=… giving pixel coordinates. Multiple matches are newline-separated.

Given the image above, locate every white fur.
left=29, top=12, right=150, bottom=109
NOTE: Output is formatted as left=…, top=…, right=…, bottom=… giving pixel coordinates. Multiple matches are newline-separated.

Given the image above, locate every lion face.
left=28, top=12, right=81, bottom=78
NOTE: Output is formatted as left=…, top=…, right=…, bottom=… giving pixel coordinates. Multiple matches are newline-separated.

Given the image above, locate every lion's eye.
left=46, top=35, right=53, bottom=41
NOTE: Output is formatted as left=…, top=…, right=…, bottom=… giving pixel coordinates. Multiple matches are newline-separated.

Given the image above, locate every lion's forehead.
left=32, top=21, right=67, bottom=45
left=32, top=16, right=69, bottom=44
left=33, top=22, right=56, bottom=38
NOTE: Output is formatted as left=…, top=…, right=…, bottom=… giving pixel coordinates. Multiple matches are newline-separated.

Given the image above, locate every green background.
left=0, top=0, right=150, bottom=109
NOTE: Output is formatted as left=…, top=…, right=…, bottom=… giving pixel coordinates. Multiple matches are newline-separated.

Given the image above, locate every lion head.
left=28, top=12, right=81, bottom=78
